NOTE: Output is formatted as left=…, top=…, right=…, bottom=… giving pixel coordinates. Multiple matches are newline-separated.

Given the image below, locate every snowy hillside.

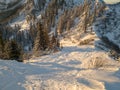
left=0, top=1, right=27, bottom=25
left=0, top=0, right=86, bottom=52
left=1, top=21, right=120, bottom=89
left=0, top=0, right=120, bottom=90
left=94, top=2, right=120, bottom=53
left=0, top=35, right=120, bottom=90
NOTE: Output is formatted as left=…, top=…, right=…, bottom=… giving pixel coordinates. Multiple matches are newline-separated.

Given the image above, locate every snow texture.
left=0, top=33, right=120, bottom=90
left=0, top=1, right=120, bottom=90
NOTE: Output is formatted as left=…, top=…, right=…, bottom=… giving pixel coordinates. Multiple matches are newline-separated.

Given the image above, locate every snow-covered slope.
left=0, top=45, right=120, bottom=90
left=0, top=1, right=120, bottom=90
left=0, top=32, right=120, bottom=90
left=94, top=2, right=120, bottom=53
left=0, top=0, right=26, bottom=22
left=0, top=0, right=84, bottom=51
left=0, top=0, right=19, bottom=4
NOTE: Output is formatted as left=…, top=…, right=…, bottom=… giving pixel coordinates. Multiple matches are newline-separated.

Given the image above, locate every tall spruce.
left=0, top=31, right=4, bottom=58
left=4, top=40, right=22, bottom=60
left=0, top=31, right=4, bottom=53
left=33, top=22, right=44, bottom=52
left=43, top=26, right=50, bottom=50
left=33, top=22, right=50, bottom=56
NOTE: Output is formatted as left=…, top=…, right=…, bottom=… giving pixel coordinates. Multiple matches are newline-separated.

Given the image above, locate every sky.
left=103, top=0, right=120, bottom=4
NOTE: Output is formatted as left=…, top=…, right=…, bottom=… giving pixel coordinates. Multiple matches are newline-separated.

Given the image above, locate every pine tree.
left=33, top=22, right=43, bottom=51
left=4, top=40, right=22, bottom=60
left=43, top=26, right=50, bottom=50
left=0, top=31, right=4, bottom=53
left=50, top=34, right=60, bottom=52
left=0, top=31, right=4, bottom=58
left=33, top=22, right=47, bottom=56
left=33, top=22, right=51, bottom=56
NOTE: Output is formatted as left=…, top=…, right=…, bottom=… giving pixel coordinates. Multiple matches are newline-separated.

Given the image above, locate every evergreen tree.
left=43, top=26, right=50, bottom=50
left=33, top=22, right=49, bottom=55
left=33, top=22, right=44, bottom=52
left=33, top=21, right=51, bottom=56
left=0, top=31, right=4, bottom=58
left=0, top=31, right=4, bottom=53
left=50, top=34, right=60, bottom=52
left=4, top=40, right=22, bottom=60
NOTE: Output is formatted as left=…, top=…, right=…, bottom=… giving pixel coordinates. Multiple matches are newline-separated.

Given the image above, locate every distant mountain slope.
left=94, top=2, right=120, bottom=53
left=0, top=0, right=26, bottom=22
left=1, top=0, right=120, bottom=54
left=0, top=0, right=84, bottom=51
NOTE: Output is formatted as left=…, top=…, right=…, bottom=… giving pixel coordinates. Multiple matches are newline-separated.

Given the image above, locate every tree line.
left=0, top=0, right=105, bottom=61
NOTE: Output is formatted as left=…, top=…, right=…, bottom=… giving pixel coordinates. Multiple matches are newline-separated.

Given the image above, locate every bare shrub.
left=108, top=50, right=120, bottom=60
left=83, top=57, right=108, bottom=69
left=22, top=52, right=32, bottom=61
left=79, top=38, right=94, bottom=45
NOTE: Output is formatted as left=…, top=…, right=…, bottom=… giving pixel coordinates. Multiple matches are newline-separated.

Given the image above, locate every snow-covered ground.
left=0, top=0, right=120, bottom=90
left=0, top=34, right=120, bottom=90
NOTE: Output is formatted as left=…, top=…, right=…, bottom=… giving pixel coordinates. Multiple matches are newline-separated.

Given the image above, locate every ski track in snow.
left=0, top=38, right=120, bottom=90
